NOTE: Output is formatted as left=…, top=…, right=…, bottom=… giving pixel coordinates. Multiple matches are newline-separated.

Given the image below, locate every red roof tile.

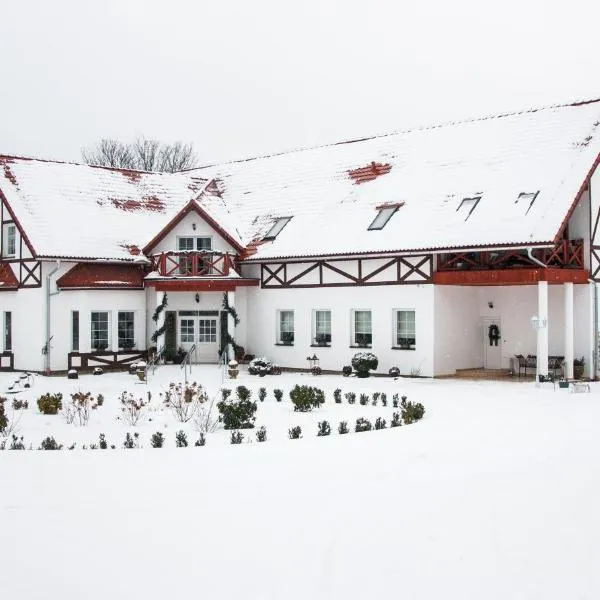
left=0, top=263, right=18, bottom=289
left=56, top=263, right=145, bottom=289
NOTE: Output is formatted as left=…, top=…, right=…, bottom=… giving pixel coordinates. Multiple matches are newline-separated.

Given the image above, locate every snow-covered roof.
left=1, top=100, right=599, bottom=262
left=191, top=99, right=600, bottom=260
left=0, top=157, right=244, bottom=261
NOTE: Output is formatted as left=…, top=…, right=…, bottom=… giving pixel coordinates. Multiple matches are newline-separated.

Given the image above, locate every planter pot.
left=558, top=381, right=569, bottom=389
left=228, top=369, right=239, bottom=379
left=574, top=366, right=584, bottom=379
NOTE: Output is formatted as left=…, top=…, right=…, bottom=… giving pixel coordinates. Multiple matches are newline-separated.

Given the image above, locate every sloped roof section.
left=0, top=263, right=18, bottom=289
left=191, top=100, right=600, bottom=260
left=56, top=263, right=146, bottom=289
left=0, top=158, right=244, bottom=261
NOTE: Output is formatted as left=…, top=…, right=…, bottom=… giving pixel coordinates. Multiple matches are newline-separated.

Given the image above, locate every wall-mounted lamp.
left=195, top=293, right=200, bottom=303
left=192, top=222, right=197, bottom=231
left=530, top=315, right=547, bottom=330
left=488, top=301, right=494, bottom=309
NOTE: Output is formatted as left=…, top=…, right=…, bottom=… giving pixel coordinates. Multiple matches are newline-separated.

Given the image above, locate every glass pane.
left=396, top=310, right=416, bottom=348
left=91, top=312, right=109, bottom=350
left=178, top=237, right=194, bottom=251
left=5, top=312, right=12, bottom=351
left=198, top=319, right=217, bottom=343
left=315, top=310, right=331, bottom=343
left=368, top=207, right=397, bottom=230
left=196, top=237, right=212, bottom=250
left=180, top=319, right=195, bottom=343
left=279, top=310, right=294, bottom=343
left=354, top=310, right=371, bottom=345
left=118, top=311, right=135, bottom=349
left=72, top=311, right=79, bottom=352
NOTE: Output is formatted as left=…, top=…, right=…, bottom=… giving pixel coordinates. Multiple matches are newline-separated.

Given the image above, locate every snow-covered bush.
left=372, top=393, right=380, bottom=406
left=0, top=398, right=7, bottom=434
left=392, top=394, right=399, bottom=408
left=175, top=430, right=188, bottom=447
left=119, top=392, right=148, bottom=426
left=274, top=389, right=283, bottom=402
left=390, top=412, right=402, bottom=428
left=256, top=426, right=267, bottom=442
left=248, top=357, right=273, bottom=376
left=12, top=398, right=28, bottom=410
left=344, top=392, right=356, bottom=405
left=401, top=398, right=425, bottom=424
left=381, top=393, right=387, bottom=407
left=163, top=382, right=208, bottom=423
left=342, top=366, right=352, bottom=377
left=333, top=389, right=342, bottom=404
left=123, top=432, right=139, bottom=449
left=338, top=421, right=349, bottom=435
left=317, top=421, right=331, bottom=436
left=193, top=394, right=219, bottom=434
left=259, top=387, right=267, bottom=402
left=9, top=435, right=26, bottom=450
left=355, top=418, right=372, bottom=433
left=217, top=387, right=257, bottom=429
left=151, top=432, right=164, bottom=448
left=374, top=417, right=387, bottom=430
left=39, top=436, right=62, bottom=450
left=389, top=367, right=400, bottom=378
left=230, top=431, right=244, bottom=444
left=289, top=385, right=325, bottom=412
left=359, top=393, right=369, bottom=406
left=99, top=434, right=108, bottom=449
left=65, top=391, right=97, bottom=426
left=351, top=352, right=378, bottom=378
left=288, top=426, right=302, bottom=439
left=195, top=433, right=206, bottom=447
left=37, top=393, right=63, bottom=415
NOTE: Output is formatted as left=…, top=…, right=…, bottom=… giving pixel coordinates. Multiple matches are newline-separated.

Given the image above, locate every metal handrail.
left=143, top=346, right=165, bottom=383
left=181, top=344, right=196, bottom=383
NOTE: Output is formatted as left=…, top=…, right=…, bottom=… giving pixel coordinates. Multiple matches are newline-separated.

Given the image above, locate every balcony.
left=437, top=239, right=584, bottom=271
left=152, top=251, right=239, bottom=278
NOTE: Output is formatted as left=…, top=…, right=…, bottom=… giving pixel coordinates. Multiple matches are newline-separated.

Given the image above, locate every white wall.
left=245, top=284, right=435, bottom=376
left=150, top=211, right=236, bottom=255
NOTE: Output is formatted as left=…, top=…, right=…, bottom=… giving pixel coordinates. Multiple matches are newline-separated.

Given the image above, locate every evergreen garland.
left=151, top=293, right=168, bottom=343
left=222, top=292, right=240, bottom=326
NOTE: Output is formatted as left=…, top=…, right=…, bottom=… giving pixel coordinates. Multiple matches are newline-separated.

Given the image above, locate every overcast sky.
left=1, top=0, right=598, bottom=167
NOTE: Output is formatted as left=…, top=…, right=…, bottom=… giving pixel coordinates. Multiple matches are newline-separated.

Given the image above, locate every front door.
left=179, top=313, right=219, bottom=363
left=483, top=317, right=502, bottom=369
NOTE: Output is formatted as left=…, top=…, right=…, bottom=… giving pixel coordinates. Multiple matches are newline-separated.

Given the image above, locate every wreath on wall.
left=488, top=324, right=501, bottom=346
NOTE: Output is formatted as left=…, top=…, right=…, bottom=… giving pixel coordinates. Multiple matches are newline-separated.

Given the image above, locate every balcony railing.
left=152, top=251, right=239, bottom=277
left=437, top=239, right=584, bottom=272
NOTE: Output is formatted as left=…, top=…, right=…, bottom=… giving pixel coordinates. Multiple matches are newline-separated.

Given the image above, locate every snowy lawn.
left=1, top=366, right=600, bottom=599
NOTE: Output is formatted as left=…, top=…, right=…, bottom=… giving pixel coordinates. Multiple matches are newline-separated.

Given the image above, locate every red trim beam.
left=146, top=278, right=259, bottom=292
left=433, top=268, right=589, bottom=286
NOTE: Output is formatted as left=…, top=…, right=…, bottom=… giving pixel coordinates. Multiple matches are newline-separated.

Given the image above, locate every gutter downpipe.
left=44, top=260, right=61, bottom=374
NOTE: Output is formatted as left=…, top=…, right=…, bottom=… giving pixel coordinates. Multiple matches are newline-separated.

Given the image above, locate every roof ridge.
left=187, top=97, right=600, bottom=171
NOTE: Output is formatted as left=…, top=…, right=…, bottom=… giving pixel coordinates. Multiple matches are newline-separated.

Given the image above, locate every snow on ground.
left=1, top=366, right=600, bottom=599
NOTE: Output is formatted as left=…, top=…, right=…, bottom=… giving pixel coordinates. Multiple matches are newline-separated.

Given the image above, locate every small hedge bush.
left=37, top=393, right=63, bottom=415
left=351, top=352, right=378, bottom=378
left=355, top=418, right=372, bottom=433
left=217, top=387, right=257, bottom=429
left=289, top=385, right=325, bottom=412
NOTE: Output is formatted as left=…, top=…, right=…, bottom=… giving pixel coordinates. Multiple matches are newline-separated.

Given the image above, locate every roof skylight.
left=368, top=202, right=404, bottom=231
left=516, top=191, right=539, bottom=214
left=457, top=196, right=481, bottom=221
left=263, top=217, right=292, bottom=241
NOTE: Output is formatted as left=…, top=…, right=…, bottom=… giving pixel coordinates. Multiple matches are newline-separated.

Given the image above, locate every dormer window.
left=263, top=217, right=292, bottom=241
left=368, top=202, right=404, bottom=231
left=516, top=191, right=539, bottom=214
left=457, top=196, right=480, bottom=221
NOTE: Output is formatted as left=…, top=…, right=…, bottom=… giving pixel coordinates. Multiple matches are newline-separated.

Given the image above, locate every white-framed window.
left=264, top=217, right=292, bottom=241
left=3, top=224, right=16, bottom=257
left=312, top=309, right=331, bottom=345
left=457, top=196, right=481, bottom=221
left=198, top=318, right=217, bottom=343
left=352, top=309, right=372, bottom=347
left=90, top=311, right=110, bottom=351
left=394, top=309, right=416, bottom=350
left=277, top=310, right=294, bottom=345
left=118, top=311, right=135, bottom=350
left=180, top=318, right=195, bottom=343
left=4, top=311, right=12, bottom=352
left=71, top=311, right=79, bottom=352
left=177, top=236, right=212, bottom=274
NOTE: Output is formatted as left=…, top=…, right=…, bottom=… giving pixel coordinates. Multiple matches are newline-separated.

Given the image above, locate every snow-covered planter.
left=67, top=369, right=78, bottom=380
left=351, top=352, right=378, bottom=378
left=228, top=360, right=239, bottom=379
left=388, top=366, right=400, bottom=378
left=248, top=357, right=273, bottom=376
left=93, top=367, right=104, bottom=376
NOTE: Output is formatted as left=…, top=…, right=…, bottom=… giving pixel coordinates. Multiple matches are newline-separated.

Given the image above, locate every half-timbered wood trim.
left=433, top=267, right=589, bottom=286
left=591, top=246, right=600, bottom=280
left=260, top=254, right=433, bottom=288
left=68, top=350, right=147, bottom=371
left=19, top=260, right=42, bottom=287
left=0, top=351, right=14, bottom=371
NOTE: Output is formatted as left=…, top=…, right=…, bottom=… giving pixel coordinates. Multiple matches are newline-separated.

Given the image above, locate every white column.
left=227, top=290, right=236, bottom=362
left=155, top=290, right=167, bottom=352
left=537, top=281, right=549, bottom=379
left=564, top=282, right=574, bottom=379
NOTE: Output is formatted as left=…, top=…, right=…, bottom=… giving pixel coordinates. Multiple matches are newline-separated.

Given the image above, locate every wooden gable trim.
left=143, top=196, right=245, bottom=256
left=0, top=187, right=37, bottom=257
left=433, top=267, right=589, bottom=286
left=553, top=151, right=600, bottom=243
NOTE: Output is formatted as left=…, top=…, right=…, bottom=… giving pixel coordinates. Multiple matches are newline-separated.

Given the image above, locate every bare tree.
left=81, top=136, right=199, bottom=172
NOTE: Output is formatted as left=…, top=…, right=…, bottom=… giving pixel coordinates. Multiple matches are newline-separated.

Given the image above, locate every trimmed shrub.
left=374, top=417, right=387, bottom=430
left=230, top=430, right=244, bottom=444
left=195, top=433, right=206, bottom=447
left=248, top=357, right=273, bottom=376
left=391, top=412, right=402, bottom=427
left=12, top=398, right=28, bottom=410
left=258, top=387, right=267, bottom=402
left=9, top=435, right=26, bottom=450
left=217, top=389, right=257, bottom=429
left=338, top=421, right=349, bottom=435
left=274, top=389, right=283, bottom=402
left=355, top=418, right=372, bottom=433
left=381, top=393, right=387, bottom=407
left=401, top=398, right=425, bottom=424
left=39, top=436, right=62, bottom=450
left=359, top=393, right=369, bottom=406
left=221, top=388, right=232, bottom=401
left=151, top=432, right=164, bottom=448
left=123, top=432, right=139, bottom=449
left=97, top=394, right=104, bottom=406
left=288, top=426, right=302, bottom=439
left=372, top=392, right=380, bottom=406
left=37, top=393, right=63, bottom=415
left=389, top=366, right=400, bottom=378
left=333, top=388, right=342, bottom=404
left=256, top=426, right=267, bottom=442
left=392, top=394, right=399, bottom=408
left=98, top=433, right=108, bottom=449
left=351, top=352, right=378, bottom=378
left=345, top=392, right=356, bottom=405
left=175, top=430, right=188, bottom=447
left=317, top=421, right=331, bottom=436
left=0, top=398, right=7, bottom=433
left=289, top=385, right=325, bottom=412
left=342, top=365, right=352, bottom=377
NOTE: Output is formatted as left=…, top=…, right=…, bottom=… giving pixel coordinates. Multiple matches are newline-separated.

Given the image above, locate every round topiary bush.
left=389, top=366, right=400, bottom=378
left=351, top=352, right=378, bottom=378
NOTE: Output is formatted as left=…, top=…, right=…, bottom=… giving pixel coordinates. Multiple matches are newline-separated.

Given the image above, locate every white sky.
left=1, top=0, right=598, bottom=166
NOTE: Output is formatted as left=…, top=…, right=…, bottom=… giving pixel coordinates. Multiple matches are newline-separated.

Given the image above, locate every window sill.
left=310, top=344, right=331, bottom=348
left=350, top=345, right=372, bottom=349
left=392, top=346, right=416, bottom=351
left=275, top=343, right=294, bottom=347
